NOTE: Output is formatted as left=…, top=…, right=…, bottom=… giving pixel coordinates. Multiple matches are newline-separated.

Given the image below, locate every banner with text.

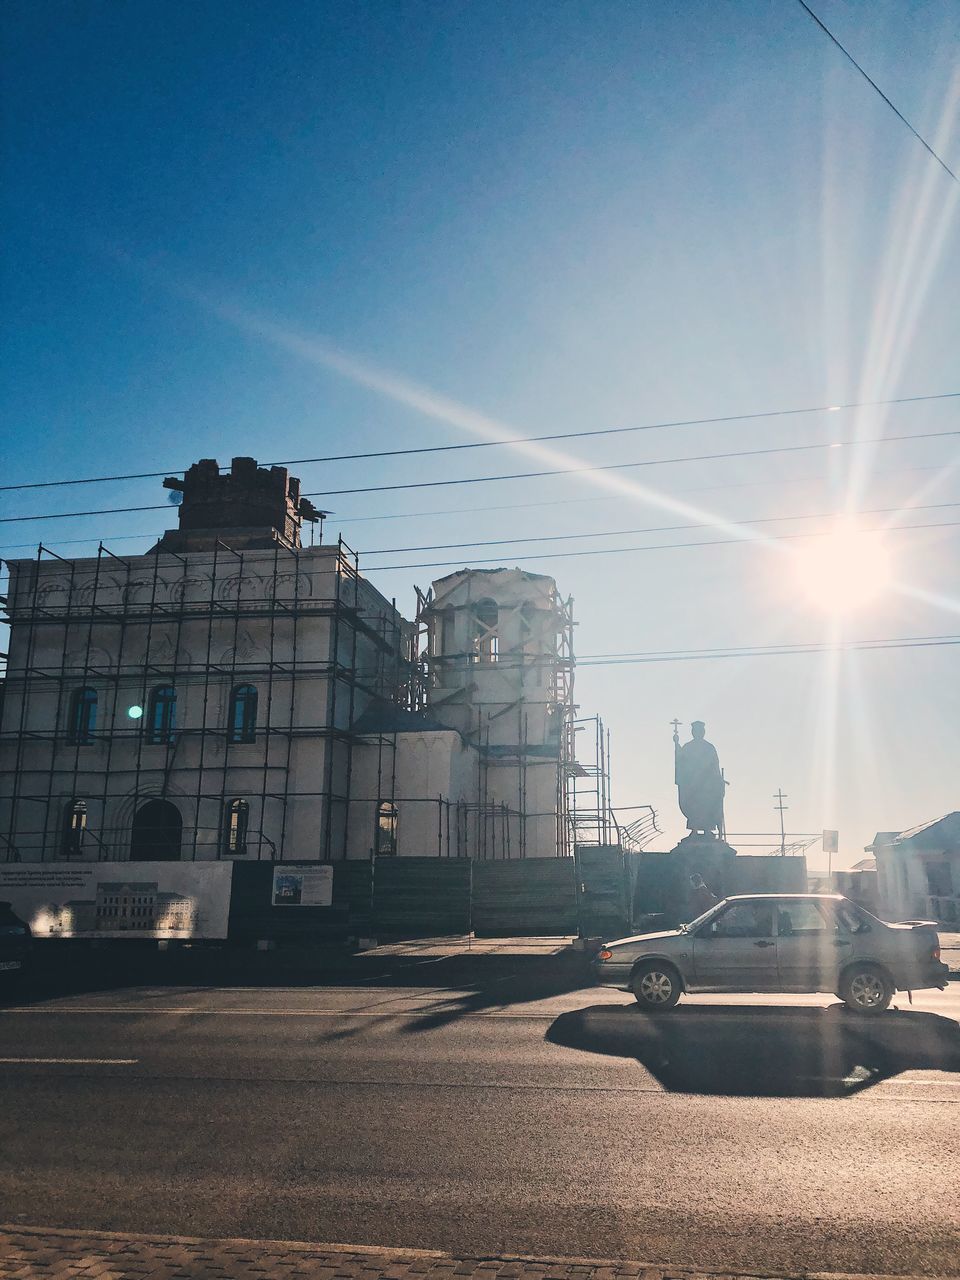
left=0, top=861, right=233, bottom=940
left=271, top=864, right=334, bottom=907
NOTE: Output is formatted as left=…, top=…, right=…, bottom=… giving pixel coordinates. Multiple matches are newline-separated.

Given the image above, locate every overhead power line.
left=796, top=0, right=960, bottom=185
left=352, top=633, right=960, bottom=667
left=0, top=459, right=948, bottom=553
left=577, top=632, right=960, bottom=665
left=0, top=504, right=172, bottom=526
left=336, top=459, right=947, bottom=522
left=1, top=388, right=957, bottom=492
left=9, top=424, right=954, bottom=524
left=2, top=426, right=959, bottom=528
left=360, top=500, right=960, bottom=556
left=6, top=513, right=955, bottom=580
left=308, top=428, right=959, bottom=498
left=364, top=516, right=960, bottom=572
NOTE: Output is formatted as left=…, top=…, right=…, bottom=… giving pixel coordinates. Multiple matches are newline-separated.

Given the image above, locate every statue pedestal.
left=654, top=834, right=737, bottom=927
left=670, top=833, right=737, bottom=890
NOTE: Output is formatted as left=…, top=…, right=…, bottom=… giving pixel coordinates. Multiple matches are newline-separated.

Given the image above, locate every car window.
left=709, top=901, right=774, bottom=939
left=777, top=900, right=835, bottom=937
left=834, top=902, right=870, bottom=934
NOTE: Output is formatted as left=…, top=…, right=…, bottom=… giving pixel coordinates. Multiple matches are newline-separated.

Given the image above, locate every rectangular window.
left=376, top=802, right=399, bottom=856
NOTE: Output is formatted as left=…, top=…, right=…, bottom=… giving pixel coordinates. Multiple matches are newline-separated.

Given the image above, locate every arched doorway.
left=131, top=799, right=183, bottom=861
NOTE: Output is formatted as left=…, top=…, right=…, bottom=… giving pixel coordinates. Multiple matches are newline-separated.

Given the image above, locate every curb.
left=0, top=1223, right=445, bottom=1259
left=2, top=1225, right=958, bottom=1280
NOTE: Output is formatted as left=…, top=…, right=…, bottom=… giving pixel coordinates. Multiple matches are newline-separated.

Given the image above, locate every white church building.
left=0, top=456, right=578, bottom=866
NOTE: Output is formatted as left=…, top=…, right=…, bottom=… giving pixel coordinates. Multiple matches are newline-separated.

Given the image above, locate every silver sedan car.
left=592, top=893, right=949, bottom=1013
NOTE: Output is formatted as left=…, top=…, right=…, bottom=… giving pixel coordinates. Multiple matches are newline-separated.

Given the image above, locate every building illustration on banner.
left=0, top=862, right=232, bottom=939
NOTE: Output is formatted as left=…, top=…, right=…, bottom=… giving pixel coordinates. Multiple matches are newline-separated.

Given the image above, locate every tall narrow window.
left=68, top=687, right=97, bottom=745
left=376, top=801, right=398, bottom=856
left=148, top=686, right=177, bottom=744
left=61, top=799, right=87, bottom=858
left=228, top=684, right=258, bottom=744
left=438, top=608, right=456, bottom=656
left=223, top=799, right=249, bottom=856
left=471, top=598, right=499, bottom=663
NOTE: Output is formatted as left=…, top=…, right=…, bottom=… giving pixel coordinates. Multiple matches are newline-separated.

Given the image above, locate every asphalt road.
left=1, top=954, right=958, bottom=1275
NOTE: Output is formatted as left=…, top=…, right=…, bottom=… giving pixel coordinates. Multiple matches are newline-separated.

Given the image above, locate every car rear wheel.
left=840, top=964, right=893, bottom=1014
left=631, top=962, right=681, bottom=1011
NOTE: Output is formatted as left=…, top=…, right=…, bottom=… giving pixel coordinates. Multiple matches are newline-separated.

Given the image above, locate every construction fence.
left=8, top=849, right=808, bottom=947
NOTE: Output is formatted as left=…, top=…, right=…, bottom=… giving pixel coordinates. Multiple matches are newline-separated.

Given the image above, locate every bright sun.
left=794, top=524, right=893, bottom=614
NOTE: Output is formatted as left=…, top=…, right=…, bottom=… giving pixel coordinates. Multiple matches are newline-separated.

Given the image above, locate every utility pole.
left=671, top=719, right=682, bottom=784
left=774, top=789, right=788, bottom=856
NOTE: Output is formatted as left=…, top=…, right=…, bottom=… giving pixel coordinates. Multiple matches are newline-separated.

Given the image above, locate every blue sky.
left=2, top=0, right=959, bottom=865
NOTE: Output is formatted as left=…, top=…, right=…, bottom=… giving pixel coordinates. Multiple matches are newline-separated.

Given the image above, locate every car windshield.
left=682, top=901, right=726, bottom=932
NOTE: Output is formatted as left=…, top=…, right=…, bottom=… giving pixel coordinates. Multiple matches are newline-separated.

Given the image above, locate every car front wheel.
left=840, top=964, right=893, bottom=1014
left=631, top=962, right=681, bottom=1011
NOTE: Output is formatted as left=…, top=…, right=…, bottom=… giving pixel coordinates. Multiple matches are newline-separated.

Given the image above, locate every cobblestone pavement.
left=1, top=1226, right=956, bottom=1280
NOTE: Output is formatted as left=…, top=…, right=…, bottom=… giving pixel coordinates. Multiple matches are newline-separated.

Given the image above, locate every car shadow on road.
left=546, top=1003, right=960, bottom=1097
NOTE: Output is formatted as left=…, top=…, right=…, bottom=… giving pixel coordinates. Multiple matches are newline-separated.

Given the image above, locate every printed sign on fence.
left=271, top=864, right=334, bottom=907
left=0, top=861, right=233, bottom=940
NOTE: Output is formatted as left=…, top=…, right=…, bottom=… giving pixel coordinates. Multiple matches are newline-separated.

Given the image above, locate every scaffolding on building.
left=403, top=577, right=578, bottom=859
left=0, top=535, right=409, bottom=863
left=0, top=507, right=656, bottom=865
left=566, top=714, right=660, bottom=852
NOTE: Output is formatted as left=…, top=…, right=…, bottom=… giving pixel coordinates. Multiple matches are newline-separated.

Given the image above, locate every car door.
left=774, top=898, right=848, bottom=991
left=691, top=899, right=779, bottom=990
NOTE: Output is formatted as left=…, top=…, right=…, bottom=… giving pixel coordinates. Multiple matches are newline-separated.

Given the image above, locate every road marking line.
left=0, top=1057, right=138, bottom=1064
left=0, top=1007, right=556, bottom=1019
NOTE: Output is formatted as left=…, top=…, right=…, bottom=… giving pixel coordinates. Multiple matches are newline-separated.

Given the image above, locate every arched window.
left=148, top=686, right=177, bottom=744
left=228, top=684, right=258, bottom=744
left=471, top=598, right=499, bottom=663
left=68, top=687, right=97, bottom=745
left=61, top=798, right=87, bottom=858
left=223, top=798, right=249, bottom=856
left=376, top=801, right=398, bottom=856
left=130, top=798, right=182, bottom=861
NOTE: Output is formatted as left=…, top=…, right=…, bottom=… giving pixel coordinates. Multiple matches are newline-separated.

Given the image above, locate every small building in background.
left=830, top=855, right=879, bottom=914
left=869, top=813, right=960, bottom=926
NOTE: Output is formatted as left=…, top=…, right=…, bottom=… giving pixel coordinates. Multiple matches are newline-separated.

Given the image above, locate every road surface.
left=1, top=953, right=958, bottom=1275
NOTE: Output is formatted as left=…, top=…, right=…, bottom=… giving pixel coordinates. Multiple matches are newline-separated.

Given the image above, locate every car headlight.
left=597, top=948, right=613, bottom=962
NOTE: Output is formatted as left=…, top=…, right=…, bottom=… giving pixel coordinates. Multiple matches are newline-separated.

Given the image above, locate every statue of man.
left=674, top=720, right=726, bottom=836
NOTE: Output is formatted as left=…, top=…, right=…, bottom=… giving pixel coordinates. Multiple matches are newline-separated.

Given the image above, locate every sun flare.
left=794, top=524, right=893, bottom=614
